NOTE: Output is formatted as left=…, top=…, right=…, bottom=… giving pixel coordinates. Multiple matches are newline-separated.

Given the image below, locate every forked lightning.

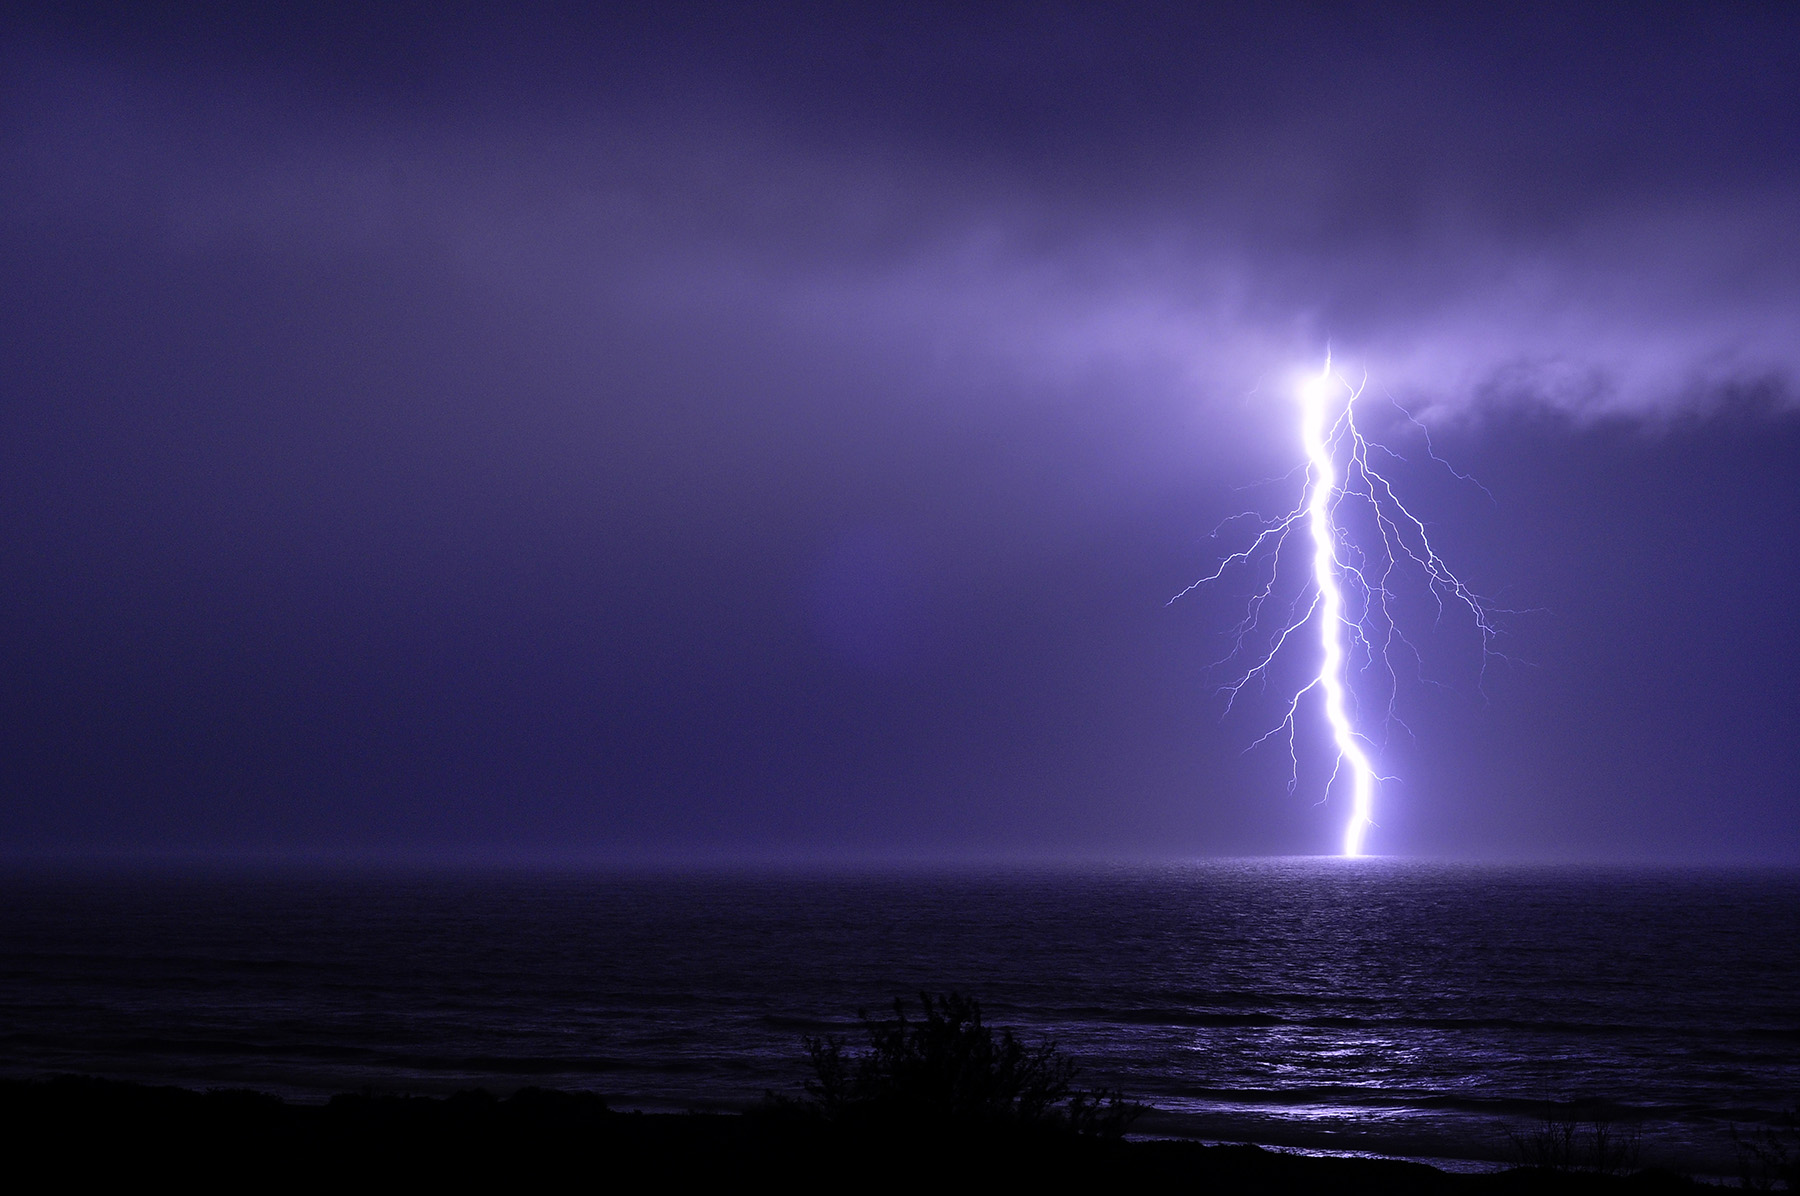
left=1182, top=356, right=1500, bottom=856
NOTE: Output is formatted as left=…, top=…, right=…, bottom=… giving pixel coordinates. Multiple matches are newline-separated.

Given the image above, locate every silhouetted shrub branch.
left=1504, top=1102, right=1640, bottom=1176
left=780, top=992, right=1140, bottom=1138
left=1731, top=1105, right=1799, bottom=1192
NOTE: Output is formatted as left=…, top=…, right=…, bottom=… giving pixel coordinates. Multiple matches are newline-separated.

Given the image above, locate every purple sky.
left=3, top=3, right=1797, bottom=862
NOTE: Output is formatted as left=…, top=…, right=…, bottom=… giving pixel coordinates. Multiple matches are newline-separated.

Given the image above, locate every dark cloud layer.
left=2, top=3, right=1797, bottom=861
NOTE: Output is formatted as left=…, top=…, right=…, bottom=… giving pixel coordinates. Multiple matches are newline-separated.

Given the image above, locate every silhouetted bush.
left=1504, top=1102, right=1639, bottom=1175
left=782, top=992, right=1140, bottom=1138
left=1730, top=1105, right=1799, bottom=1192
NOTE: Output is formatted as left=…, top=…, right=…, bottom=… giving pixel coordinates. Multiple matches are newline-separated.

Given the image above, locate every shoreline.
left=0, top=1074, right=1724, bottom=1191
left=0, top=1062, right=1765, bottom=1179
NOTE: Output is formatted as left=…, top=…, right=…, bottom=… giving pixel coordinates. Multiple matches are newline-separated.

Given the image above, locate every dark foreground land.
left=0, top=1076, right=1719, bottom=1193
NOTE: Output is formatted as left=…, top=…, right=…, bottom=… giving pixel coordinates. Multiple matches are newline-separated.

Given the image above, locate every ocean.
left=2, top=858, right=1795, bottom=1173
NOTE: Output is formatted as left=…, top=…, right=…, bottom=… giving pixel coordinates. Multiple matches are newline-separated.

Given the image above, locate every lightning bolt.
left=1182, top=355, right=1502, bottom=857
left=1300, top=361, right=1380, bottom=856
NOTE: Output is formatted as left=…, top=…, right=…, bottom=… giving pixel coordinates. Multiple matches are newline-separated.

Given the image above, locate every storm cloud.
left=3, top=3, right=1797, bottom=861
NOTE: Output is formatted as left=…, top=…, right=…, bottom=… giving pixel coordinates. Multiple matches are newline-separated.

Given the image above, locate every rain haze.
left=4, top=2, right=1798, bottom=863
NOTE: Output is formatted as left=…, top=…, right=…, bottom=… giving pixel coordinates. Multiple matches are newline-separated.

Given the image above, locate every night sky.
left=3, top=3, right=1797, bottom=863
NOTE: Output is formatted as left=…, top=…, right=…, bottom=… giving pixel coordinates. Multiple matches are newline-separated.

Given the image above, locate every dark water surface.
left=2, top=859, right=1795, bottom=1170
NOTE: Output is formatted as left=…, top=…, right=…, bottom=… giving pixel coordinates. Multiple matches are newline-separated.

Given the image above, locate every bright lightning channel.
left=1179, top=355, right=1500, bottom=858
left=1299, top=361, right=1378, bottom=856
